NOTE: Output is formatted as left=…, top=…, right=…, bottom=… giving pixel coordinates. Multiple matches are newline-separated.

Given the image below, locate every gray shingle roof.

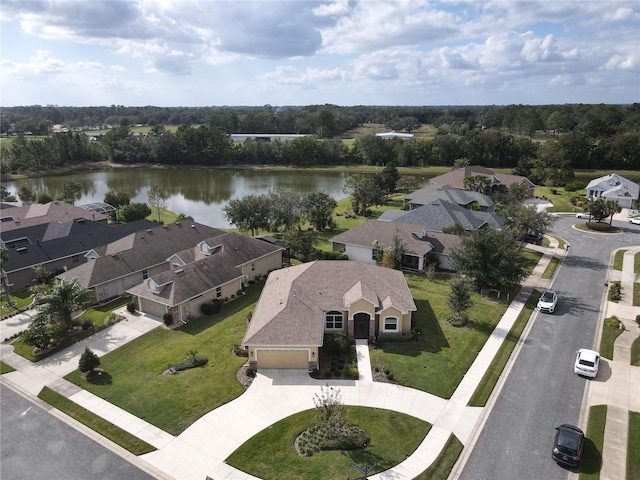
left=242, top=261, right=416, bottom=347
left=0, top=201, right=109, bottom=233
left=388, top=200, right=504, bottom=232
left=428, top=166, right=534, bottom=190
left=330, top=220, right=434, bottom=256
left=1, top=219, right=157, bottom=274
left=329, top=220, right=462, bottom=255
left=57, top=222, right=224, bottom=287
left=405, top=183, right=494, bottom=209
left=586, top=173, right=640, bottom=200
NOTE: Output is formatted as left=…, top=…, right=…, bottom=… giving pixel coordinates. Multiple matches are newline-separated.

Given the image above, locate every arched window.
left=383, top=316, right=399, bottom=332
left=325, top=311, right=343, bottom=330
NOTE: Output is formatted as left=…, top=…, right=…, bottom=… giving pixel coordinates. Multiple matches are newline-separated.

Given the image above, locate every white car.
left=629, top=217, right=640, bottom=225
left=537, top=290, right=558, bottom=313
left=575, top=212, right=590, bottom=219
left=574, top=349, right=600, bottom=378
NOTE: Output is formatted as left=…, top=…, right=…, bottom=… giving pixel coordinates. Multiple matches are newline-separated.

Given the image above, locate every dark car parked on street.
left=552, top=424, right=584, bottom=469
left=522, top=232, right=543, bottom=245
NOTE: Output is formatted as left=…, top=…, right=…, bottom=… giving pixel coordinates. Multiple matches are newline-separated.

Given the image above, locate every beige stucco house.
left=126, top=233, right=283, bottom=324
left=242, top=261, right=416, bottom=370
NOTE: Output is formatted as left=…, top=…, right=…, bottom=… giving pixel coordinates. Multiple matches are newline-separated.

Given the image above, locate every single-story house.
left=404, top=183, right=495, bottom=212
left=330, top=220, right=461, bottom=272
left=57, top=222, right=225, bottom=303
left=585, top=173, right=640, bottom=209
left=429, top=166, right=536, bottom=198
left=379, top=200, right=504, bottom=233
left=242, top=261, right=416, bottom=370
left=126, top=233, right=283, bottom=323
left=1, top=218, right=157, bottom=291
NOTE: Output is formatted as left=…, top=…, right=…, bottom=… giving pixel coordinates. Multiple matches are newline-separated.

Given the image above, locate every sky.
left=1, top=0, right=639, bottom=107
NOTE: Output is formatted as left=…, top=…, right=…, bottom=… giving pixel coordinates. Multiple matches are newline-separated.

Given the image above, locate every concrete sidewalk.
left=0, top=237, right=579, bottom=480
left=584, top=246, right=640, bottom=480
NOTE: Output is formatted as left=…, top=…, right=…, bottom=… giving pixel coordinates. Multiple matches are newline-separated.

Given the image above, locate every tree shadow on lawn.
left=340, top=448, right=395, bottom=474
left=86, top=371, right=112, bottom=386
left=378, top=299, right=449, bottom=357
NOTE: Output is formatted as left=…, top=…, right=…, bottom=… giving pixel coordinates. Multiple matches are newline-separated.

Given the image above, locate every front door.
left=353, top=312, right=370, bottom=339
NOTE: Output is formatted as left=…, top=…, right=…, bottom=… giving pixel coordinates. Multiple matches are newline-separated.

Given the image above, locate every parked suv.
left=522, top=232, right=543, bottom=245
left=552, top=424, right=584, bottom=468
left=537, top=290, right=558, bottom=313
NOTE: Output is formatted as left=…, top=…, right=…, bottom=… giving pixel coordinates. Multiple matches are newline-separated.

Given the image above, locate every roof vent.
left=175, top=268, right=184, bottom=274
left=16, top=246, right=27, bottom=252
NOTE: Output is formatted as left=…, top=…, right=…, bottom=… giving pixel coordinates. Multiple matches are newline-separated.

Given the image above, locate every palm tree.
left=31, top=279, right=92, bottom=331
left=604, top=200, right=622, bottom=225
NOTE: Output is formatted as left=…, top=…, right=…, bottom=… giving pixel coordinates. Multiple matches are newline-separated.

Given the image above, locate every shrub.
left=324, top=333, right=351, bottom=355
left=201, top=299, right=222, bottom=315
left=564, top=181, right=586, bottom=192
left=608, top=281, right=622, bottom=301
left=79, top=347, right=100, bottom=374
left=315, top=250, right=349, bottom=260
left=163, top=312, right=173, bottom=325
left=173, top=355, right=208, bottom=371
left=636, top=315, right=640, bottom=326
left=81, top=320, right=93, bottom=331
left=550, top=188, right=557, bottom=195
left=386, top=372, right=395, bottom=381
left=587, top=222, right=614, bottom=232
left=126, top=302, right=136, bottom=313
left=232, top=344, right=249, bottom=357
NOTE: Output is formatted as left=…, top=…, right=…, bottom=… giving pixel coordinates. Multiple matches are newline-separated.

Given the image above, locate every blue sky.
left=1, top=0, right=639, bottom=107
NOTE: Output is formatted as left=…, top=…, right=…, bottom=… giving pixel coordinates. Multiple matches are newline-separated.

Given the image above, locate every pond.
left=2, top=168, right=357, bottom=228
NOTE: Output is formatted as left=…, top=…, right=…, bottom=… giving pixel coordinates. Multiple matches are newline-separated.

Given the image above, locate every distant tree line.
left=2, top=104, right=639, bottom=183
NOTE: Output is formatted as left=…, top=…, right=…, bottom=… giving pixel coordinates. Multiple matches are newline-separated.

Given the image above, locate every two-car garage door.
left=257, top=349, right=309, bottom=369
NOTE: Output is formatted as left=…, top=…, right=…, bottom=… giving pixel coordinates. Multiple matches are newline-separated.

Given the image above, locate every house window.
left=216, top=287, right=222, bottom=298
left=251, top=263, right=255, bottom=272
left=325, top=311, right=343, bottom=330
left=402, top=255, right=419, bottom=270
left=383, top=317, right=399, bottom=332
left=142, top=269, right=149, bottom=280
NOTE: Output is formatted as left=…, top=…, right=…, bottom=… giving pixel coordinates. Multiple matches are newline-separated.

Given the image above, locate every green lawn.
left=613, top=250, right=627, bottom=271
left=635, top=252, right=640, bottom=274
left=542, top=257, right=560, bottom=280
left=579, top=405, right=606, bottom=479
left=12, top=296, right=131, bottom=362
left=629, top=411, right=640, bottom=480
left=468, top=291, right=540, bottom=407
left=631, top=335, right=640, bottom=366
left=535, top=186, right=583, bottom=212
left=369, top=271, right=525, bottom=399
left=634, top=282, right=640, bottom=307
left=0, top=289, right=33, bottom=319
left=37, top=386, right=155, bottom=455
left=0, top=360, right=16, bottom=374
left=226, top=407, right=429, bottom=480
left=63, top=282, right=264, bottom=435
left=599, top=316, right=625, bottom=360
left=414, top=434, right=464, bottom=480
left=547, top=234, right=566, bottom=250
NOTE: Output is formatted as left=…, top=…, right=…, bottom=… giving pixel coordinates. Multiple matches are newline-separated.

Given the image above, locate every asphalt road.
left=459, top=217, right=640, bottom=480
left=0, top=383, right=156, bottom=480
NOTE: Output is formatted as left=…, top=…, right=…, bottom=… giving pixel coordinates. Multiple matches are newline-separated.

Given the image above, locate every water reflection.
left=2, top=168, right=354, bottom=228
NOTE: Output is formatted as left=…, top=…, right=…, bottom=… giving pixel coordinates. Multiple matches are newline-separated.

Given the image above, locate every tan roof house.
left=330, top=220, right=462, bottom=272
left=242, top=261, right=416, bottom=370
left=430, top=166, right=535, bottom=197
left=126, top=232, right=283, bottom=324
